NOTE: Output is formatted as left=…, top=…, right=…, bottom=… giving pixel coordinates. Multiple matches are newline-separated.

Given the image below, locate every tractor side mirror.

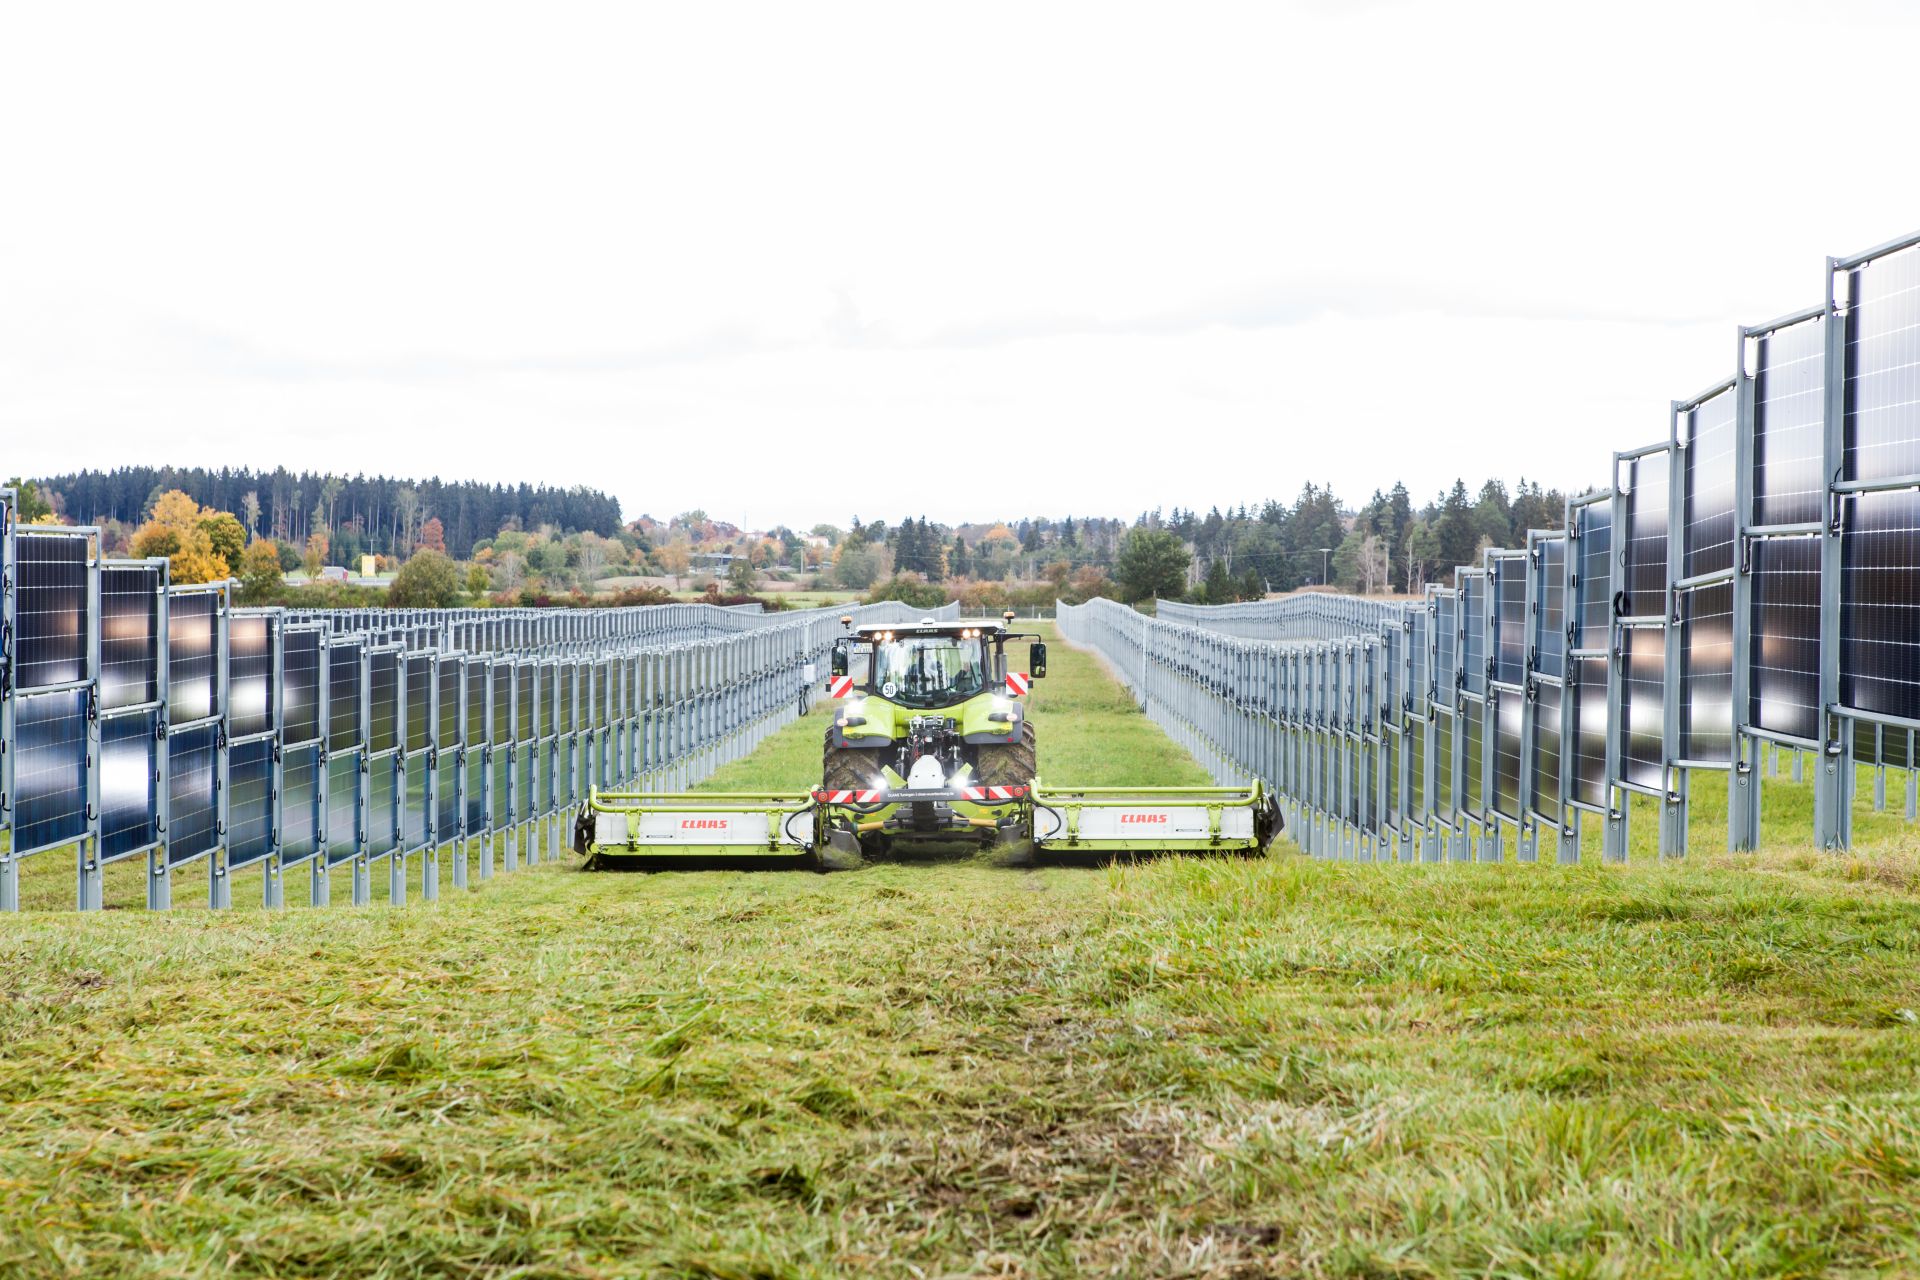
left=1028, top=642, right=1047, bottom=678
left=830, top=640, right=849, bottom=678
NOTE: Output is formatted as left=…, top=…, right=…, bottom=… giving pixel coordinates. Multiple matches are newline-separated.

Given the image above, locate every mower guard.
left=583, top=789, right=817, bottom=866
left=1030, top=779, right=1279, bottom=857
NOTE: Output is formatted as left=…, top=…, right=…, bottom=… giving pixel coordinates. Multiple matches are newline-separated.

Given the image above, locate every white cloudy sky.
left=2, top=1, right=1916, bottom=530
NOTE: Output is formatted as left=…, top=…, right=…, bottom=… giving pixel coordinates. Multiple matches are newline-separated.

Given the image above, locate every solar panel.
left=368, top=648, right=400, bottom=756
left=1840, top=489, right=1920, bottom=723
left=1407, top=613, right=1428, bottom=714
left=1460, top=574, right=1487, bottom=695
left=1383, top=727, right=1400, bottom=829
left=1623, top=453, right=1669, bottom=616
left=436, top=757, right=460, bottom=839
left=490, top=751, right=511, bottom=827
left=1571, top=657, right=1608, bottom=809
left=282, top=745, right=321, bottom=865
left=466, top=754, right=487, bottom=833
left=1532, top=681, right=1562, bottom=822
left=492, top=664, right=512, bottom=747
left=438, top=659, right=462, bottom=747
left=1752, top=317, right=1826, bottom=527
left=517, top=660, right=536, bottom=741
left=1573, top=503, right=1613, bottom=651
left=1494, top=557, right=1527, bottom=686
left=1682, top=388, right=1737, bottom=579
left=466, top=661, right=487, bottom=745
left=404, top=755, right=431, bottom=850
left=1408, top=718, right=1427, bottom=821
left=1621, top=627, right=1665, bottom=790
left=543, top=661, right=560, bottom=739
left=519, top=745, right=537, bottom=819
left=228, top=613, right=275, bottom=740
left=327, top=754, right=360, bottom=864
left=1841, top=243, right=1920, bottom=485
left=99, top=564, right=161, bottom=711
left=1751, top=534, right=1821, bottom=740
left=1533, top=538, right=1566, bottom=680
left=1380, top=627, right=1401, bottom=728
left=283, top=628, right=323, bottom=745
left=167, top=592, right=219, bottom=723
left=1679, top=583, right=1734, bottom=763
left=405, top=655, right=431, bottom=755
left=227, top=738, right=274, bottom=868
left=166, top=724, right=220, bottom=864
left=1432, top=713, right=1454, bottom=822
left=13, top=689, right=89, bottom=853
left=367, top=761, right=398, bottom=856
left=14, top=533, right=90, bottom=690
left=1492, top=687, right=1522, bottom=821
left=100, top=711, right=159, bottom=861
left=329, top=639, right=364, bottom=749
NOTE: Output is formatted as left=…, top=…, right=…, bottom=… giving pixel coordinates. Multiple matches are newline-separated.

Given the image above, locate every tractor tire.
left=972, top=720, right=1037, bottom=787
left=822, top=728, right=886, bottom=792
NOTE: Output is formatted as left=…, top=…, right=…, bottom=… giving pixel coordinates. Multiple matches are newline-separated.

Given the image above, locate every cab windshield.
left=869, top=634, right=988, bottom=708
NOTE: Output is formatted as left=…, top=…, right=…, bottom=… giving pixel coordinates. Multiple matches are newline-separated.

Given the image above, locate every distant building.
left=320, top=565, right=350, bottom=583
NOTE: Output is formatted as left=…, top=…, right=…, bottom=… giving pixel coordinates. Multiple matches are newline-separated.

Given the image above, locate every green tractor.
left=578, top=612, right=1282, bottom=868
left=816, top=612, right=1046, bottom=860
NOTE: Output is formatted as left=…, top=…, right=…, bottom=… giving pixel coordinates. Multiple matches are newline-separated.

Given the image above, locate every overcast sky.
left=3, top=1, right=1916, bottom=531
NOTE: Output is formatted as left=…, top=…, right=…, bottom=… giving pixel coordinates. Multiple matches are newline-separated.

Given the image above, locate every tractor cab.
left=830, top=615, right=1045, bottom=708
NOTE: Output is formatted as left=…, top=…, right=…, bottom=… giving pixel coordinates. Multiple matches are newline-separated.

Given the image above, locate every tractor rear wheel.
left=971, top=720, right=1037, bottom=787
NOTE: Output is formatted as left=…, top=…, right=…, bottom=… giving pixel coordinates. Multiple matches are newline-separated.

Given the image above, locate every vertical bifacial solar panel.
left=1532, top=682, right=1562, bottom=822
left=13, top=689, right=90, bottom=853
left=1753, top=317, right=1826, bottom=527
left=1533, top=539, right=1566, bottom=680
left=166, top=724, right=220, bottom=864
left=492, top=666, right=512, bottom=747
left=1682, top=389, right=1737, bottom=580
left=1623, top=454, right=1669, bottom=617
left=167, top=592, right=219, bottom=723
left=329, top=639, right=364, bottom=749
left=1842, top=245, right=1920, bottom=485
left=519, top=746, right=536, bottom=820
left=327, top=755, right=361, bottom=864
left=436, top=756, right=461, bottom=839
left=282, top=745, right=320, bottom=865
left=1380, top=628, right=1401, bottom=729
left=1407, top=613, right=1428, bottom=715
left=404, top=655, right=431, bottom=755
left=1383, top=729, right=1401, bottom=829
left=1679, top=583, right=1734, bottom=763
left=1460, top=574, right=1487, bottom=696
left=405, top=756, right=430, bottom=850
left=283, top=628, right=323, bottom=745
left=15, top=533, right=90, bottom=690
left=1492, top=688, right=1523, bottom=821
left=368, top=649, right=400, bottom=756
left=1571, top=657, right=1609, bottom=810
left=1494, top=558, right=1527, bottom=686
left=543, top=662, right=560, bottom=738
left=228, top=614, right=275, bottom=739
left=1432, top=713, right=1455, bottom=822
left=1750, top=534, right=1822, bottom=741
left=517, top=661, right=536, bottom=741
left=367, top=761, right=398, bottom=856
left=491, top=752, right=511, bottom=827
left=1841, top=490, right=1920, bottom=723
left=227, top=739, right=274, bottom=868
left=99, top=565, right=161, bottom=711
left=1573, top=504, right=1613, bottom=651
left=467, top=664, right=488, bottom=747
left=1621, top=627, right=1666, bottom=790
left=1408, top=718, right=1427, bottom=821
left=100, top=711, right=160, bottom=861
left=438, top=660, right=462, bottom=749
left=466, top=754, right=487, bottom=833
left=1433, top=593, right=1457, bottom=702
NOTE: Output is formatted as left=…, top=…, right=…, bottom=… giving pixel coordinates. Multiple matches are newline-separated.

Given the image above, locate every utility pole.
left=1320, top=547, right=1331, bottom=586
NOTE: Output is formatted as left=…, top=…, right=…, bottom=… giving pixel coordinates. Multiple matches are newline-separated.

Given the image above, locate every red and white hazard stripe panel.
left=829, top=675, right=855, bottom=698
left=961, top=785, right=1027, bottom=801
left=815, top=788, right=886, bottom=804
left=1005, top=672, right=1031, bottom=696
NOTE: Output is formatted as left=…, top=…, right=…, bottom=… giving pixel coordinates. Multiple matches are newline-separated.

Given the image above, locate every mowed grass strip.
left=0, top=627, right=1912, bottom=1275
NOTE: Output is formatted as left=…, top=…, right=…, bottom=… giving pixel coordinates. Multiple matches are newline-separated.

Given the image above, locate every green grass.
left=0, top=632, right=1918, bottom=1275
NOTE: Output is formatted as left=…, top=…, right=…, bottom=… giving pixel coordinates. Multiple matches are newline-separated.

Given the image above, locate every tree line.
left=32, top=466, right=623, bottom=563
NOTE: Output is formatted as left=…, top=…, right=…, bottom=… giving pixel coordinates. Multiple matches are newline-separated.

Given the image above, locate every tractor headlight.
left=840, top=699, right=868, bottom=727
left=987, top=696, right=1013, bottom=724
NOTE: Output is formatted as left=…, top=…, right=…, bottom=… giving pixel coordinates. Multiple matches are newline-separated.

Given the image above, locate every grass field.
left=1, top=630, right=1918, bottom=1276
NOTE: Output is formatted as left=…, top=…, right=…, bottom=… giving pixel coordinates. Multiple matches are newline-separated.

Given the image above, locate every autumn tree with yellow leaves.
left=130, top=490, right=243, bottom=585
